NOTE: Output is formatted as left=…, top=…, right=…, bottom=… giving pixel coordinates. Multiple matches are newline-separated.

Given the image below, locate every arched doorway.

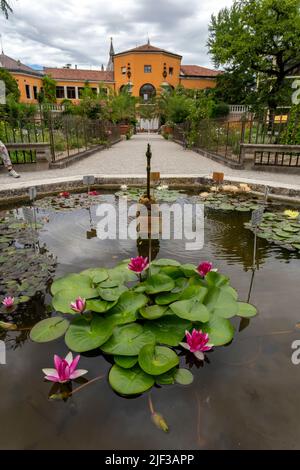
left=139, top=83, right=156, bottom=101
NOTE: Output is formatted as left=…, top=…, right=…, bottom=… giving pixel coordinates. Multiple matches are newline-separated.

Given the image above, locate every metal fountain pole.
left=146, top=144, right=152, bottom=275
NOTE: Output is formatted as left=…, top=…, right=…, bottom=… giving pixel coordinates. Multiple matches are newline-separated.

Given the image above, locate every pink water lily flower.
left=43, top=352, right=88, bottom=383
left=2, top=297, right=15, bottom=308
left=197, top=261, right=213, bottom=277
left=180, top=329, right=213, bottom=361
left=70, top=297, right=86, bottom=314
left=128, top=256, right=149, bottom=274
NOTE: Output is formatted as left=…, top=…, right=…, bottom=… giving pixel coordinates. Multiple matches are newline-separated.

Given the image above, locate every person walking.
left=0, top=140, right=20, bottom=178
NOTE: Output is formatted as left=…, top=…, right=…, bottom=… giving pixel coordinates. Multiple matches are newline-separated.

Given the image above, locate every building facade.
left=0, top=40, right=221, bottom=105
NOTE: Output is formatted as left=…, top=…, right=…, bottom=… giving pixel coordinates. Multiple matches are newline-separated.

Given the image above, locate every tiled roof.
left=44, top=67, right=115, bottom=82
left=115, top=43, right=182, bottom=58
left=0, top=53, right=42, bottom=76
left=180, top=65, right=222, bottom=78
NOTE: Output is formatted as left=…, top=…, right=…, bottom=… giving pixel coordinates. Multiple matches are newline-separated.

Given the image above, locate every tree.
left=213, top=68, right=256, bottom=105
left=208, top=0, right=300, bottom=116
left=41, top=75, right=57, bottom=104
left=1, top=0, right=12, bottom=18
left=0, top=68, right=20, bottom=101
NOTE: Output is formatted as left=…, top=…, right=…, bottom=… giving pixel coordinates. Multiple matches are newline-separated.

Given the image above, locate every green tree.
left=208, top=0, right=300, bottom=116
left=214, top=68, right=256, bottom=105
left=0, top=68, right=20, bottom=101
left=1, top=0, right=12, bottom=18
left=41, top=75, right=57, bottom=103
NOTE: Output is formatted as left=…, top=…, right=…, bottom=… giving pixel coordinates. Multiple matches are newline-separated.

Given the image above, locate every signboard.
left=251, top=207, right=264, bottom=227
left=83, top=175, right=95, bottom=186
left=28, top=187, right=37, bottom=201
left=150, top=172, right=160, bottom=182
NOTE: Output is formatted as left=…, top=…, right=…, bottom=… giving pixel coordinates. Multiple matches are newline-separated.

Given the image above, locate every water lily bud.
left=151, top=412, right=169, bottom=433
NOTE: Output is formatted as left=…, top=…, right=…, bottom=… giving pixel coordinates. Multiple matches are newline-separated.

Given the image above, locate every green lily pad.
left=204, top=287, right=238, bottom=318
left=155, top=369, right=176, bottom=385
left=152, top=258, right=181, bottom=267
left=109, top=364, right=155, bottom=396
left=144, top=274, right=175, bottom=294
left=138, top=344, right=179, bottom=375
left=81, top=268, right=109, bottom=283
left=114, top=356, right=138, bottom=368
left=155, top=291, right=182, bottom=305
left=143, top=317, right=191, bottom=346
left=65, top=315, right=115, bottom=352
left=98, top=285, right=128, bottom=301
left=86, top=299, right=117, bottom=313
left=140, top=305, right=168, bottom=320
left=170, top=299, right=210, bottom=322
left=202, top=316, right=235, bottom=346
left=51, top=274, right=98, bottom=298
left=180, top=263, right=197, bottom=277
left=30, top=317, right=70, bottom=343
left=174, top=368, right=194, bottom=385
left=107, top=291, right=148, bottom=325
left=101, top=323, right=155, bottom=356
left=237, top=302, right=257, bottom=318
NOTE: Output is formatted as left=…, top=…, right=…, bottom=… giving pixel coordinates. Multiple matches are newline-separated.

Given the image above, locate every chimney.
left=75, top=64, right=77, bottom=69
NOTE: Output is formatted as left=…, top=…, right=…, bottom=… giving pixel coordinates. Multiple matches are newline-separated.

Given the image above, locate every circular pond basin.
left=0, top=191, right=299, bottom=450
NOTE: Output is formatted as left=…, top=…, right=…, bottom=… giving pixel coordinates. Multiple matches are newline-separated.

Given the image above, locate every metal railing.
left=173, top=114, right=300, bottom=166
left=0, top=114, right=121, bottom=164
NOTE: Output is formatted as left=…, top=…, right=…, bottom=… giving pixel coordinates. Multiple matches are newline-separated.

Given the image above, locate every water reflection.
left=0, top=193, right=300, bottom=449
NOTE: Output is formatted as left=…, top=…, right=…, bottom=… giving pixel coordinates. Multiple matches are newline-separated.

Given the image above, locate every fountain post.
left=146, top=143, right=152, bottom=200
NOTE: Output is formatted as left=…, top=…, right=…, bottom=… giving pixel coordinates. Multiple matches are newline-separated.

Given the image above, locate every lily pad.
left=204, top=287, right=238, bottom=318
left=98, top=285, right=128, bottom=301
left=144, top=274, right=175, bottom=295
left=138, top=344, right=179, bottom=375
left=143, top=317, right=192, bottom=346
left=65, top=315, right=115, bottom=352
left=86, top=299, right=117, bottom=313
left=202, top=316, right=235, bottom=346
left=152, top=258, right=181, bottom=267
left=237, top=302, right=257, bottom=318
left=170, top=299, right=210, bottom=322
left=30, top=317, right=70, bottom=343
left=51, top=274, right=98, bottom=298
left=109, top=364, right=155, bottom=396
left=174, top=368, right=194, bottom=385
left=114, top=356, right=138, bottom=369
left=107, top=291, right=148, bottom=324
left=140, top=305, right=168, bottom=320
left=101, top=323, right=155, bottom=356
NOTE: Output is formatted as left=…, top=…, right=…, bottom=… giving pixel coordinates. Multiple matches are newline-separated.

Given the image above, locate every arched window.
left=139, top=83, right=156, bottom=101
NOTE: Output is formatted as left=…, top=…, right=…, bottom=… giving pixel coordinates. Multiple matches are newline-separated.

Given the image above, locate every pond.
left=0, top=190, right=300, bottom=450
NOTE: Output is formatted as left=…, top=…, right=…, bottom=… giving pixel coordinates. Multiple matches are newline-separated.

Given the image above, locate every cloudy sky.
left=0, top=0, right=233, bottom=70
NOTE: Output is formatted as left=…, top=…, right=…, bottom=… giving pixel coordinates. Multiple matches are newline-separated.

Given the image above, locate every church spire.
left=106, top=37, right=114, bottom=72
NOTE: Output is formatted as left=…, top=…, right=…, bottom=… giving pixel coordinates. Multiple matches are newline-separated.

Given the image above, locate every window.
left=169, top=67, right=174, bottom=76
left=25, top=84, right=31, bottom=99
left=67, top=87, right=76, bottom=99
left=144, top=65, right=152, bottom=73
left=139, top=83, right=156, bottom=101
left=33, top=86, right=38, bottom=100
left=121, top=66, right=127, bottom=75
left=92, top=88, right=98, bottom=95
left=56, top=86, right=65, bottom=99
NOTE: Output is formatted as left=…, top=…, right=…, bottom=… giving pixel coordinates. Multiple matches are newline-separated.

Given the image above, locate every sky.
left=0, top=0, right=233, bottom=70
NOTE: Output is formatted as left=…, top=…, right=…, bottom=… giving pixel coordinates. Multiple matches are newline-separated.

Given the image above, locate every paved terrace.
left=1, top=133, right=300, bottom=192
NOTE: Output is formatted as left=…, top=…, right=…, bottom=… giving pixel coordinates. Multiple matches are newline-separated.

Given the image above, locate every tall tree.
left=208, top=0, right=300, bottom=116
left=1, top=0, right=12, bottom=18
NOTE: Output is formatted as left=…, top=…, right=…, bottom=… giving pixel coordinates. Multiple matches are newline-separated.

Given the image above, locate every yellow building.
left=1, top=40, right=221, bottom=104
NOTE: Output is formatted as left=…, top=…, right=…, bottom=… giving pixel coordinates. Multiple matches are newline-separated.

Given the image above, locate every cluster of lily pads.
left=36, top=191, right=102, bottom=212
left=115, top=186, right=183, bottom=203
left=0, top=212, right=56, bottom=313
left=30, top=257, right=257, bottom=396
left=245, top=210, right=300, bottom=251
left=197, top=192, right=261, bottom=212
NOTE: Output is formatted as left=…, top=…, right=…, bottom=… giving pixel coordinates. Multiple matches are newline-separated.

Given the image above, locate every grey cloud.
left=0, top=0, right=233, bottom=68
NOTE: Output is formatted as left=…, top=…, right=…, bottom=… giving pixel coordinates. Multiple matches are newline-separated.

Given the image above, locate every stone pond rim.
left=1, top=175, right=300, bottom=206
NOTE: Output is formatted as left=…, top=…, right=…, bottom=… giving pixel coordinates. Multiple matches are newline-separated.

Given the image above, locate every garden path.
left=1, top=133, right=300, bottom=192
